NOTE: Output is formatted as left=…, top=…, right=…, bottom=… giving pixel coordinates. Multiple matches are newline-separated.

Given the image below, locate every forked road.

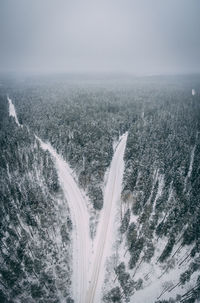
left=38, top=135, right=128, bottom=303
left=86, top=132, right=128, bottom=303
left=38, top=133, right=128, bottom=303
left=7, top=96, right=128, bottom=303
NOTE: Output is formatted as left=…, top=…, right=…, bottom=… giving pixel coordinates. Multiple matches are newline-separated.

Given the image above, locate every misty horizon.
left=0, top=0, right=200, bottom=75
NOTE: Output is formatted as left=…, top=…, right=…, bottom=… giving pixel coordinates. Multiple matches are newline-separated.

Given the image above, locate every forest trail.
left=85, top=132, right=128, bottom=303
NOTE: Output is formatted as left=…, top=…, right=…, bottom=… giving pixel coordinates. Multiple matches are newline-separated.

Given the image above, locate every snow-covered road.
left=7, top=96, right=90, bottom=302
left=38, top=134, right=128, bottom=303
left=86, top=132, right=128, bottom=303
left=36, top=138, right=90, bottom=303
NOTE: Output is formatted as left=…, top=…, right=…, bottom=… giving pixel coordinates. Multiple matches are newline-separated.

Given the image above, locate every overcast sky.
left=0, top=0, right=200, bottom=75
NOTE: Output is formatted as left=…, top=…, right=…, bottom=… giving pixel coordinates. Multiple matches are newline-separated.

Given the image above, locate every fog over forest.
left=0, top=0, right=200, bottom=75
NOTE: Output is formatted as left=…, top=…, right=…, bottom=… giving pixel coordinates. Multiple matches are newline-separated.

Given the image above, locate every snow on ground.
left=7, top=96, right=22, bottom=127
left=130, top=237, right=196, bottom=303
left=149, top=173, right=165, bottom=221
left=184, top=131, right=198, bottom=192
left=146, top=169, right=159, bottom=205
left=7, top=97, right=71, bottom=302
left=184, top=144, right=196, bottom=192
left=36, top=137, right=91, bottom=303
left=188, top=146, right=196, bottom=179
left=115, top=173, right=197, bottom=303
left=127, top=179, right=196, bottom=303
left=85, top=132, right=128, bottom=303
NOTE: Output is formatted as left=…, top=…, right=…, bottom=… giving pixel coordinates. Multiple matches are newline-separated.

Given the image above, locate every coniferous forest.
left=0, top=74, right=200, bottom=303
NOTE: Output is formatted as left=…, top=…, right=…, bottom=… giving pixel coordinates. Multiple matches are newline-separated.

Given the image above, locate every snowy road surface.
left=36, top=138, right=90, bottom=303
left=86, top=133, right=128, bottom=303
left=8, top=97, right=90, bottom=302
